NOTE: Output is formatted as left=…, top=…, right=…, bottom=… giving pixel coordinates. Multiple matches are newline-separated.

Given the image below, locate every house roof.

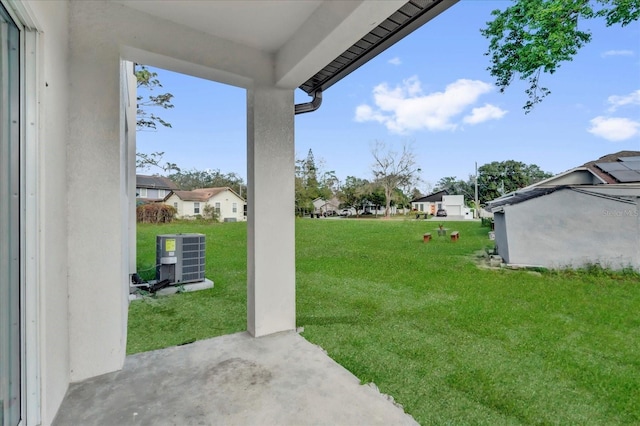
left=136, top=174, right=177, bottom=190
left=489, top=151, right=640, bottom=205
left=585, top=151, right=640, bottom=184
left=411, top=190, right=448, bottom=203
left=169, top=187, right=245, bottom=202
left=489, top=185, right=637, bottom=212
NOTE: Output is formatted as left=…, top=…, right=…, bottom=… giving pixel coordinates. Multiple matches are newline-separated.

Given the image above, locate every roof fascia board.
left=492, top=167, right=607, bottom=202
left=276, top=0, right=404, bottom=89
left=296, top=0, right=458, bottom=94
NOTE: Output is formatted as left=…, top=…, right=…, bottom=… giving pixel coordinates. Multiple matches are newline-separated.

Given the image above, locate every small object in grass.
left=423, top=233, right=431, bottom=243
left=451, top=231, right=459, bottom=241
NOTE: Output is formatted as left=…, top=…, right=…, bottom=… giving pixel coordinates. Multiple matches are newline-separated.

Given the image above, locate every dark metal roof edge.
left=299, top=0, right=458, bottom=95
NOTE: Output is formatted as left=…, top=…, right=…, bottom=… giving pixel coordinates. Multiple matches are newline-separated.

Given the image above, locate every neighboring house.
left=2, top=1, right=455, bottom=423
left=488, top=151, right=640, bottom=270
left=136, top=174, right=177, bottom=202
left=312, top=197, right=340, bottom=214
left=411, top=190, right=448, bottom=214
left=411, top=190, right=470, bottom=218
left=165, top=187, right=246, bottom=221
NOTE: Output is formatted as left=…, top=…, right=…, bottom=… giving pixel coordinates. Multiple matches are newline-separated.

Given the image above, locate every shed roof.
left=489, top=185, right=637, bottom=212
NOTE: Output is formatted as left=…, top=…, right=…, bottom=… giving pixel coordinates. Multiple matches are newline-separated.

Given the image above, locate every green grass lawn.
left=131, top=219, right=640, bottom=425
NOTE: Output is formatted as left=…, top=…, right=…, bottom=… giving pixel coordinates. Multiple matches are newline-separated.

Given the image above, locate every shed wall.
left=505, top=189, right=639, bottom=269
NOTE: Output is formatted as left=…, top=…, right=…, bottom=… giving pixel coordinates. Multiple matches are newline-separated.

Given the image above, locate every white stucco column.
left=246, top=86, right=296, bottom=337
left=67, top=3, right=130, bottom=381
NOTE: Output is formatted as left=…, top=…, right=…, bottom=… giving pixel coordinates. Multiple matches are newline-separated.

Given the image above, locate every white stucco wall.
left=503, top=189, right=639, bottom=270
left=209, top=191, right=246, bottom=221
left=443, top=195, right=464, bottom=215
left=19, top=0, right=72, bottom=423
left=67, top=1, right=132, bottom=383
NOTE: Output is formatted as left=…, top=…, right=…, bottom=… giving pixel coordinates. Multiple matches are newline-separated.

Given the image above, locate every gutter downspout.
left=294, top=90, right=322, bottom=115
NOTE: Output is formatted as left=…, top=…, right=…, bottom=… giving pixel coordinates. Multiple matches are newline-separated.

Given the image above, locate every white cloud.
left=588, top=116, right=640, bottom=141
left=354, top=76, right=500, bottom=133
left=463, top=104, right=507, bottom=125
left=388, top=57, right=402, bottom=66
left=607, top=89, right=640, bottom=112
left=602, top=50, right=634, bottom=57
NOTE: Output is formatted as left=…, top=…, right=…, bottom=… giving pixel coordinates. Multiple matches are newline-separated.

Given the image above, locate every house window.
left=1, top=6, right=22, bottom=423
left=419, top=203, right=424, bottom=212
left=173, top=202, right=178, bottom=209
left=194, top=202, right=200, bottom=214
left=215, top=202, right=221, bottom=214
left=232, top=202, right=237, bottom=213
left=157, top=189, right=166, bottom=198
left=138, top=188, right=147, bottom=198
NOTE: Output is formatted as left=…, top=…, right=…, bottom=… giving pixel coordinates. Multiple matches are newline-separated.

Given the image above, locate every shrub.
left=136, top=203, right=176, bottom=223
left=202, top=204, right=219, bottom=222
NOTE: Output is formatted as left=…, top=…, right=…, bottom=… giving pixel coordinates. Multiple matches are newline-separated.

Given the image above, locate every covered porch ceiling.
left=113, top=0, right=456, bottom=93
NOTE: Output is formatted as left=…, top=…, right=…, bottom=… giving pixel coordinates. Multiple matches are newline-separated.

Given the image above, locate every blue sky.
left=137, top=0, right=640, bottom=193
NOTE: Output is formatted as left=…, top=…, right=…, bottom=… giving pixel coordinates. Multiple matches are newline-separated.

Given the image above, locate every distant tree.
left=319, top=170, right=340, bottom=198
left=482, top=0, right=640, bottom=112
left=295, top=149, right=335, bottom=215
left=434, top=176, right=474, bottom=200
left=136, top=151, right=180, bottom=173
left=338, top=176, right=371, bottom=216
left=410, top=187, right=423, bottom=201
left=168, top=168, right=246, bottom=193
left=370, top=141, right=421, bottom=218
left=477, top=160, right=553, bottom=203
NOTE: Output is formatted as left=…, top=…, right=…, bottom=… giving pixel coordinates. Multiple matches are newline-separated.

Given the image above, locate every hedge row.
left=136, top=203, right=176, bottom=223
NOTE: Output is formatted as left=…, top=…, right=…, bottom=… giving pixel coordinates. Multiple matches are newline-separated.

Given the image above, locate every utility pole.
left=474, top=162, right=479, bottom=218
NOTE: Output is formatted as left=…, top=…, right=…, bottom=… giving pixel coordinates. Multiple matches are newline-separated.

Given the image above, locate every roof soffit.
left=111, top=1, right=456, bottom=92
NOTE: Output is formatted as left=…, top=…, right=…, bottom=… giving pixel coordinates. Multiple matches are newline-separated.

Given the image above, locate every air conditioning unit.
left=156, top=233, right=206, bottom=285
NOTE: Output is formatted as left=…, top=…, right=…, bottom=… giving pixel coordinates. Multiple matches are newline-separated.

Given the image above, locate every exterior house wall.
left=137, top=187, right=169, bottom=200
left=501, top=189, right=639, bottom=270
left=442, top=195, right=464, bottom=215
left=24, top=1, right=72, bottom=422
left=165, top=190, right=246, bottom=221
left=493, top=212, right=509, bottom=263
left=412, top=201, right=437, bottom=214
left=67, top=1, right=132, bottom=386
left=164, top=193, right=182, bottom=215
left=208, top=191, right=245, bottom=221
left=542, top=169, right=602, bottom=186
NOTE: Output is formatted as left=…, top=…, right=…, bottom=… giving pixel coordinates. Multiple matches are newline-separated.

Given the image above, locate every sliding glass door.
left=0, top=4, right=21, bottom=425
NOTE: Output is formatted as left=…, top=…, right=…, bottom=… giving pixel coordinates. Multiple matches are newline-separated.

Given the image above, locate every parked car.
left=339, top=209, right=352, bottom=217
left=322, top=210, right=337, bottom=217
left=436, top=208, right=447, bottom=217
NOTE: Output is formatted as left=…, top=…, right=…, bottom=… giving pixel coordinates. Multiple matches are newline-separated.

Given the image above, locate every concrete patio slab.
left=53, top=331, right=418, bottom=426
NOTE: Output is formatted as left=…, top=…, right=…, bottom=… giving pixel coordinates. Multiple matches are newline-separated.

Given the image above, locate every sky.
left=136, top=0, right=640, bottom=193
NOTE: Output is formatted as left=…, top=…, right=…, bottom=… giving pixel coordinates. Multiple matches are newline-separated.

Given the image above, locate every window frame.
left=1, top=1, right=41, bottom=423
